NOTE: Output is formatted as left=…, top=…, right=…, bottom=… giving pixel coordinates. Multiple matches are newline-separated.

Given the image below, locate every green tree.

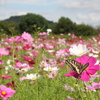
left=0, top=21, right=11, bottom=35
left=53, top=17, right=76, bottom=34
left=76, top=24, right=98, bottom=36
left=19, top=13, right=48, bottom=33
left=0, top=21, right=20, bottom=36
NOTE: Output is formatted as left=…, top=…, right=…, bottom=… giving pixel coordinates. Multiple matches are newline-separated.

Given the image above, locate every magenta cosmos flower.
left=0, top=85, right=16, bottom=100
left=0, top=48, right=9, bottom=55
left=64, top=55, right=100, bottom=81
left=0, top=74, right=12, bottom=80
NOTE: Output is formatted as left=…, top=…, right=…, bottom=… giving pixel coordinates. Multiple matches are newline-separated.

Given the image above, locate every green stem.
left=75, top=79, right=84, bottom=100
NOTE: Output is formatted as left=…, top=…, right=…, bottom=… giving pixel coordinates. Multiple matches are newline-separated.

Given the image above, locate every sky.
left=0, top=0, right=100, bottom=27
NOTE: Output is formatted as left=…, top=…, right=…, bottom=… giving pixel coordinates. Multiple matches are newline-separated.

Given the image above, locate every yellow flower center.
left=48, top=69, right=52, bottom=71
left=28, top=59, right=31, bottom=61
left=25, top=35, right=28, bottom=37
left=1, top=75, right=6, bottom=77
left=32, top=77, right=36, bottom=80
left=85, top=67, right=88, bottom=70
left=22, top=70, right=25, bottom=72
left=41, top=63, right=45, bottom=68
left=1, top=53, right=5, bottom=55
left=79, top=53, right=83, bottom=55
left=42, top=66, right=45, bottom=68
left=1, top=91, right=6, bottom=96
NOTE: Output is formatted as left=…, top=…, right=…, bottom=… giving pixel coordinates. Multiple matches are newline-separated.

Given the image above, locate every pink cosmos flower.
left=44, top=43, right=54, bottom=49
left=0, top=85, right=16, bottom=100
left=19, top=76, right=27, bottom=81
left=39, top=60, right=48, bottom=68
left=48, top=71, right=57, bottom=79
left=64, top=55, right=100, bottom=81
left=58, top=38, right=66, bottom=45
left=0, top=48, right=9, bottom=55
left=86, top=82, right=100, bottom=91
left=15, top=36, right=23, bottom=42
left=42, top=36, right=47, bottom=40
left=68, top=33, right=71, bottom=36
left=60, top=62, right=65, bottom=67
left=38, top=32, right=49, bottom=35
left=6, top=37, right=16, bottom=42
left=0, top=60, right=4, bottom=64
left=90, top=74, right=100, bottom=78
left=66, top=96, right=75, bottom=100
left=56, top=49, right=68, bottom=58
left=31, top=50, right=39, bottom=58
left=60, top=33, right=64, bottom=35
left=6, top=36, right=22, bottom=42
left=14, top=62, right=27, bottom=68
left=63, top=84, right=75, bottom=92
left=21, top=32, right=34, bottom=42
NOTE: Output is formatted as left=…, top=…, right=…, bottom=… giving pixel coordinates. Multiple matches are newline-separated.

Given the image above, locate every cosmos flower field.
left=0, top=31, right=100, bottom=100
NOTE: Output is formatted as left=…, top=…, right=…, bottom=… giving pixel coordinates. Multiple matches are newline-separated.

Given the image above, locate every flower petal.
left=87, top=57, right=96, bottom=67
left=86, top=85, right=95, bottom=91
left=64, top=70, right=79, bottom=78
left=86, top=65, right=100, bottom=75
left=92, top=82, right=100, bottom=89
left=75, top=55, right=89, bottom=64
left=81, top=71, right=90, bottom=81
left=75, top=57, right=80, bottom=62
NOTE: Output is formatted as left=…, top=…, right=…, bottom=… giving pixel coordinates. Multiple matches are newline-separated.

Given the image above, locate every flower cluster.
left=64, top=55, right=100, bottom=81
left=0, top=31, right=100, bottom=99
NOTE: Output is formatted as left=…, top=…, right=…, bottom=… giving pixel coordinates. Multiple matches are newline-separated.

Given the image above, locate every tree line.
left=0, top=13, right=100, bottom=36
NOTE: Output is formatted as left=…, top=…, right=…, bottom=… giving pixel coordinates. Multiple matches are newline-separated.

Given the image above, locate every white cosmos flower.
left=92, top=50, right=99, bottom=54
left=89, top=53, right=98, bottom=58
left=43, top=67, right=59, bottom=71
left=17, top=67, right=29, bottom=73
left=7, top=60, right=12, bottom=65
left=26, top=73, right=41, bottom=80
left=47, top=50, right=55, bottom=53
left=5, top=59, right=14, bottom=73
left=69, top=44, right=89, bottom=56
left=47, top=29, right=52, bottom=33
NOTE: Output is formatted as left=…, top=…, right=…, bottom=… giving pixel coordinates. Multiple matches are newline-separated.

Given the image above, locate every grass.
left=0, top=33, right=100, bottom=100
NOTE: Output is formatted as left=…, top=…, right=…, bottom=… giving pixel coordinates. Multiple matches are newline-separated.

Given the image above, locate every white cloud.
left=6, top=0, right=55, bottom=5
left=77, top=13, right=100, bottom=22
left=0, top=8, right=28, bottom=20
left=17, top=12, right=28, bottom=16
left=55, top=0, right=100, bottom=26
left=57, top=0, right=100, bottom=12
left=77, top=14, right=89, bottom=20
left=0, top=0, right=100, bottom=27
left=77, top=12, right=100, bottom=26
left=0, top=0, right=5, bottom=6
left=90, top=13, right=100, bottom=21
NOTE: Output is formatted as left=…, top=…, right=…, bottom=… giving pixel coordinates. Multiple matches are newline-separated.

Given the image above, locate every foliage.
left=0, top=32, right=100, bottom=100
left=0, top=21, right=11, bottom=35
left=19, top=13, right=48, bottom=33
left=75, top=24, right=98, bottom=36
left=0, top=21, right=20, bottom=36
left=48, top=21, right=56, bottom=31
left=0, top=13, right=100, bottom=36
left=5, top=16, right=21, bottom=23
left=53, top=17, right=77, bottom=34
